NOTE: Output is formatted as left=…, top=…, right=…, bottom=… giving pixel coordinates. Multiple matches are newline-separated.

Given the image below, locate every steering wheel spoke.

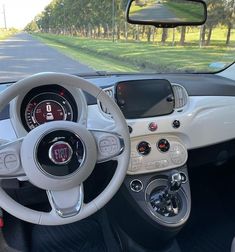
left=47, top=185, right=84, bottom=218
left=0, top=138, right=25, bottom=178
left=90, top=130, right=125, bottom=163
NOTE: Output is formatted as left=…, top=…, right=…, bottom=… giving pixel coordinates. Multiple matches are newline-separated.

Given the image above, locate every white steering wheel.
left=0, top=73, right=130, bottom=225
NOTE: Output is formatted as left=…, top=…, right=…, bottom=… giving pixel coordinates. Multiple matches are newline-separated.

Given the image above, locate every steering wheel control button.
left=4, top=153, right=19, bottom=170
left=130, top=180, right=143, bottom=192
left=0, top=152, right=20, bottom=173
left=148, top=122, right=158, bottom=132
left=99, top=136, right=120, bottom=157
left=49, top=142, right=73, bottom=165
left=158, top=139, right=170, bottom=153
left=172, top=120, right=181, bottom=129
left=137, top=141, right=151, bottom=156
left=37, top=130, right=85, bottom=177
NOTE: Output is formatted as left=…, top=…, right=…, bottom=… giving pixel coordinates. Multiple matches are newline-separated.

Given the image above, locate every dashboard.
left=1, top=73, right=235, bottom=176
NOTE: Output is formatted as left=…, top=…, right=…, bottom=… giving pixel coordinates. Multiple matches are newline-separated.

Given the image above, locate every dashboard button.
left=172, top=120, right=181, bottom=129
left=128, top=126, right=133, bottom=134
left=157, top=139, right=170, bottom=152
left=146, top=161, right=155, bottom=170
left=130, top=180, right=143, bottom=192
left=148, top=122, right=158, bottom=132
left=137, top=142, right=151, bottom=156
left=171, top=157, right=183, bottom=165
left=170, top=144, right=187, bottom=165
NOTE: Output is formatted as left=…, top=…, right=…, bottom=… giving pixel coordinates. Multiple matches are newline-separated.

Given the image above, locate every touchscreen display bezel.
left=115, top=79, right=174, bottom=119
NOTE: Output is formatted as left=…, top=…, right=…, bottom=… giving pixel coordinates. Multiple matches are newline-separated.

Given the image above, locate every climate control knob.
left=158, top=139, right=170, bottom=152
left=137, top=141, right=151, bottom=156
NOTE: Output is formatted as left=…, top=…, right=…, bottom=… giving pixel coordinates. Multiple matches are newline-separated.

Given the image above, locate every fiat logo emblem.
left=49, top=141, right=73, bottom=165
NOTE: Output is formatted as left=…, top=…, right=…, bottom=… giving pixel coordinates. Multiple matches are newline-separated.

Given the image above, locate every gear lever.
left=150, top=170, right=183, bottom=217
left=167, top=171, right=182, bottom=194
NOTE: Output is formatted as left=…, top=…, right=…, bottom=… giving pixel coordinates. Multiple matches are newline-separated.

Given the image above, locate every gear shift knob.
left=168, top=171, right=182, bottom=193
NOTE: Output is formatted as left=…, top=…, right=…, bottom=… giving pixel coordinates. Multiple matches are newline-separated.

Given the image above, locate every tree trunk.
left=226, top=24, right=232, bottom=46
left=199, top=25, right=206, bottom=47
left=161, top=28, right=168, bottom=44
left=124, top=22, right=128, bottom=41
left=206, top=27, right=213, bottom=46
left=106, top=24, right=110, bottom=39
left=147, top=27, right=151, bottom=42
left=136, top=25, right=140, bottom=41
left=152, top=28, right=157, bottom=43
left=117, top=25, right=120, bottom=40
left=142, top=26, right=145, bottom=40
left=97, top=25, right=101, bottom=38
left=103, top=24, right=108, bottom=38
left=180, top=26, right=186, bottom=46
left=172, top=28, right=176, bottom=46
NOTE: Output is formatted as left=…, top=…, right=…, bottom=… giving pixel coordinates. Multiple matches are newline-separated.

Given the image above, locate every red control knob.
left=158, top=139, right=170, bottom=152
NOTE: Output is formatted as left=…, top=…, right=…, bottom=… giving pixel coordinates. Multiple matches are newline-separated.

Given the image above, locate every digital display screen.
left=116, top=79, right=174, bottom=119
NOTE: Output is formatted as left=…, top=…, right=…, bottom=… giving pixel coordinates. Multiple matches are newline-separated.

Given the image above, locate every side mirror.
left=126, top=0, right=207, bottom=28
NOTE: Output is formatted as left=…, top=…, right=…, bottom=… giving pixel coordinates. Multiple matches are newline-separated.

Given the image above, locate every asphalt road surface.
left=0, top=32, right=93, bottom=82
left=131, top=2, right=181, bottom=22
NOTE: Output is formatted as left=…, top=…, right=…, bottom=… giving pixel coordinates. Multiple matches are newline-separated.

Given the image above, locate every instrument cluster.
left=20, top=85, right=78, bottom=132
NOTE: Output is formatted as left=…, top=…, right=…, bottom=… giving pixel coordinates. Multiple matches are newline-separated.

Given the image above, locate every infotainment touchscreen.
left=116, top=79, right=174, bottom=119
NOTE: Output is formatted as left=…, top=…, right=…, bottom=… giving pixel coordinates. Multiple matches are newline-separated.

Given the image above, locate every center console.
left=108, top=167, right=191, bottom=251
left=105, top=79, right=191, bottom=251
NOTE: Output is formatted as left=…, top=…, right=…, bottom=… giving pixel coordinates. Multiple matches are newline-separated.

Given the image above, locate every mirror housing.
left=126, top=0, right=207, bottom=28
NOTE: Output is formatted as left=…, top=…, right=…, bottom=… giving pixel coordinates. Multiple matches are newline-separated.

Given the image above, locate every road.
left=131, top=2, right=181, bottom=22
left=0, top=32, right=93, bottom=82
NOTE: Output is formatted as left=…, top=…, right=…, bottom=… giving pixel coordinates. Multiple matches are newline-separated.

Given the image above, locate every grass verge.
left=34, top=33, right=235, bottom=73
left=34, top=34, right=139, bottom=72
left=0, top=29, right=18, bottom=41
left=165, top=1, right=204, bottom=22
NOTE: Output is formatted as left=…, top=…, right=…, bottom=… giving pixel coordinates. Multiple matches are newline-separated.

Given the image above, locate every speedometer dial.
left=21, top=85, right=78, bottom=131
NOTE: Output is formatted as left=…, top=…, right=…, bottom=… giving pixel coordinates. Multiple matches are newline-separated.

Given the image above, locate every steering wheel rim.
left=0, top=72, right=130, bottom=225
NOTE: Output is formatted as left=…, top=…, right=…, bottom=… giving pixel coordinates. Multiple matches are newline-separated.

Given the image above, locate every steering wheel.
left=0, top=73, right=130, bottom=225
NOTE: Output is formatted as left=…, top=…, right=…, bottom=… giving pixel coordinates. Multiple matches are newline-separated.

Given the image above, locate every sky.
left=0, top=0, right=52, bottom=29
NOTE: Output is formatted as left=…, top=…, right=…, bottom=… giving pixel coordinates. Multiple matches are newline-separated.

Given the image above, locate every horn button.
left=36, top=130, right=85, bottom=177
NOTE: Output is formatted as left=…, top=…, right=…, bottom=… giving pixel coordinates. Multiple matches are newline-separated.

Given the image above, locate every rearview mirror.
left=126, top=0, right=207, bottom=28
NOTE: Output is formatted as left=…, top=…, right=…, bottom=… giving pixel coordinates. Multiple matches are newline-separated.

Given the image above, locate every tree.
left=25, top=20, right=39, bottom=32
left=223, top=0, right=235, bottom=46
left=161, top=28, right=168, bottom=44
left=204, top=0, right=224, bottom=46
left=180, top=27, right=186, bottom=46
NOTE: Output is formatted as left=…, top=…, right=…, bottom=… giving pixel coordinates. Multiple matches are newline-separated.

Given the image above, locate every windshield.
left=0, top=0, right=234, bottom=82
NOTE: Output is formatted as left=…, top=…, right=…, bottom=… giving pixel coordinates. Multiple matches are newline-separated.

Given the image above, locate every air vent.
left=98, top=87, right=114, bottom=117
left=172, top=84, right=188, bottom=109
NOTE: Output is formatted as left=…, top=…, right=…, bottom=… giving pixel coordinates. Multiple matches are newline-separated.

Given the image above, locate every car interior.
left=0, top=0, right=235, bottom=251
